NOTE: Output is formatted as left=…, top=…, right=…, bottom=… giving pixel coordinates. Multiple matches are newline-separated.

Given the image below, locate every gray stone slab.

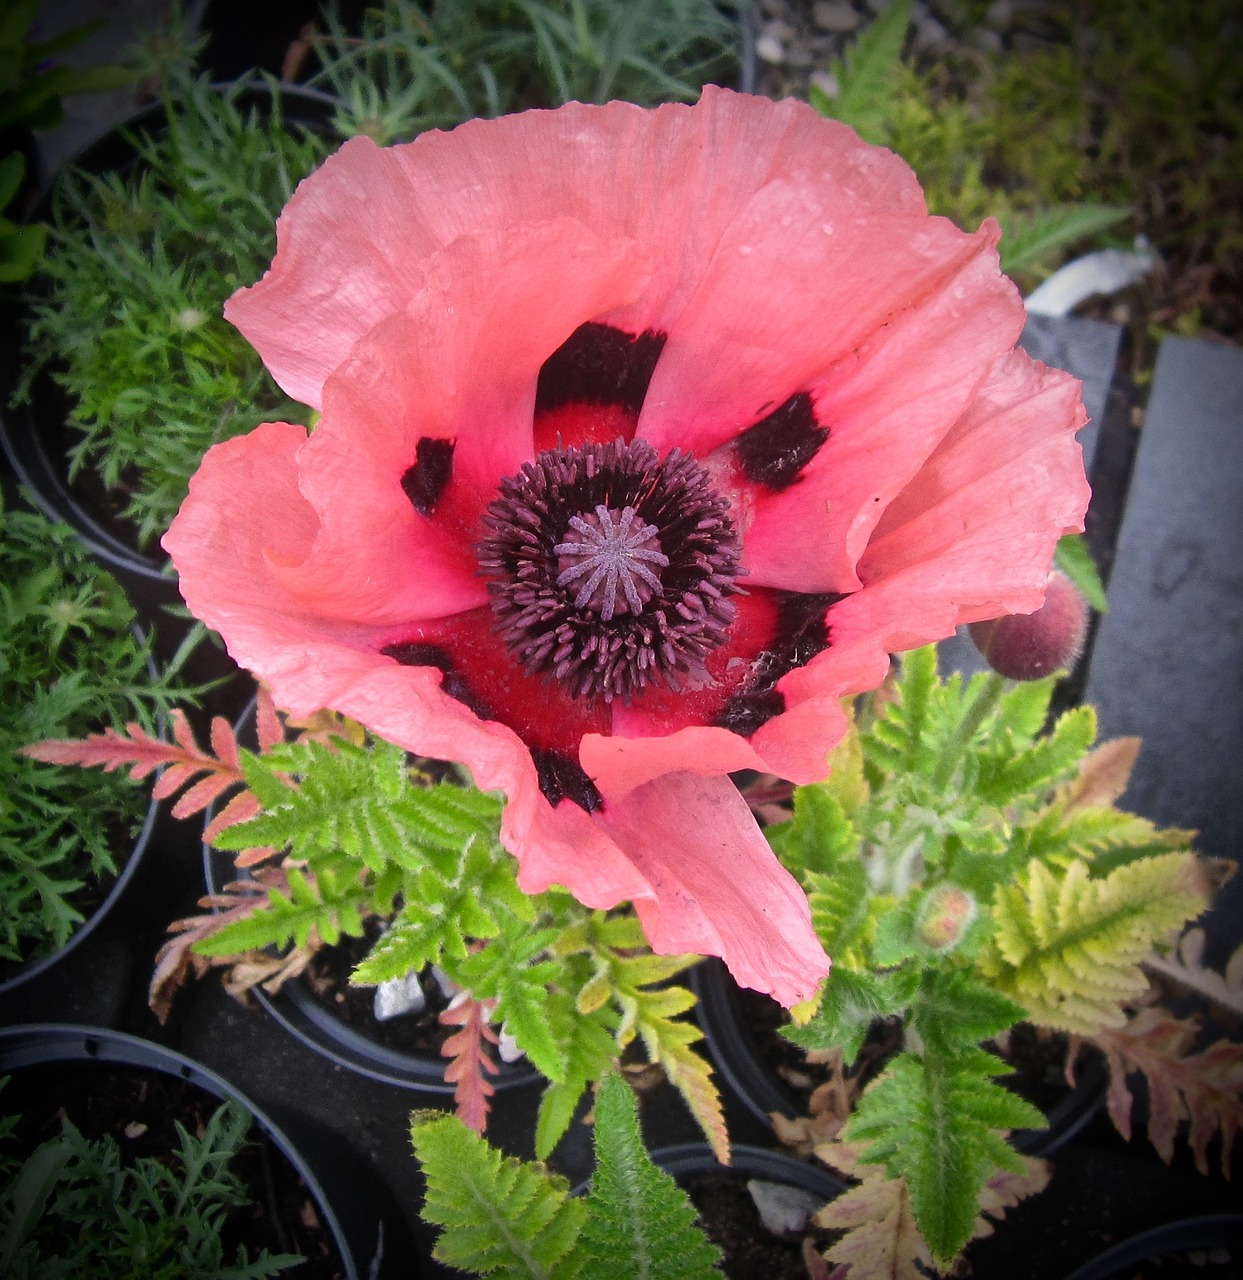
left=939, top=313, right=1123, bottom=678
left=1082, top=336, right=1243, bottom=960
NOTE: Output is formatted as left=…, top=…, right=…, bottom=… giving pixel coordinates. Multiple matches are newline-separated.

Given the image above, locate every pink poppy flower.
left=163, top=88, right=1089, bottom=1007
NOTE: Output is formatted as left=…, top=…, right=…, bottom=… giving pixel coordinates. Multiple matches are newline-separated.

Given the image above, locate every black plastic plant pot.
left=0, top=790, right=158, bottom=999
left=200, top=839, right=543, bottom=1094
left=1060, top=1215, right=1243, bottom=1280
left=0, top=80, right=337, bottom=586
left=690, top=956, right=1107, bottom=1156
left=0, top=1023, right=388, bottom=1279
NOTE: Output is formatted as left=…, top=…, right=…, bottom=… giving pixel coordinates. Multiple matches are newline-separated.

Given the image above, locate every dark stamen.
left=535, top=323, right=667, bottom=415
left=735, top=393, right=828, bottom=491
left=402, top=438, right=455, bottom=516
left=478, top=438, right=743, bottom=703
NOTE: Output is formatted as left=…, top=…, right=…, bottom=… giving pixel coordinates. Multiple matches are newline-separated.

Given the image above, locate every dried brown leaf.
left=1093, top=1008, right=1243, bottom=1176
left=1062, top=737, right=1142, bottom=810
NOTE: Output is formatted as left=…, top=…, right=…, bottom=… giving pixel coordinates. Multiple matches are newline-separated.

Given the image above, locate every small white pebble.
left=813, top=1, right=862, bottom=32
left=756, top=33, right=785, bottom=64
left=747, top=1180, right=825, bottom=1237
left=810, top=69, right=840, bottom=100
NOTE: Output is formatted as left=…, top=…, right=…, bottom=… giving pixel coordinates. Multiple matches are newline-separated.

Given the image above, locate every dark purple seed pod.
left=968, top=571, right=1090, bottom=681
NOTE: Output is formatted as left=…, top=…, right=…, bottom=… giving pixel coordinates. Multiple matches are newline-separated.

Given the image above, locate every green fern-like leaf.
left=576, top=1074, right=723, bottom=1280
left=976, top=706, right=1097, bottom=808
left=194, top=865, right=369, bottom=955
left=813, top=0, right=911, bottom=145
left=409, top=1110, right=585, bottom=1280
left=983, top=852, right=1209, bottom=1034
left=845, top=1047, right=1044, bottom=1269
left=534, top=992, right=619, bottom=1160
left=996, top=204, right=1132, bottom=278
left=864, top=644, right=944, bottom=782
left=783, top=966, right=918, bottom=1063
left=455, top=918, right=569, bottom=1084
left=908, top=970, right=1026, bottom=1057
left=767, top=783, right=860, bottom=880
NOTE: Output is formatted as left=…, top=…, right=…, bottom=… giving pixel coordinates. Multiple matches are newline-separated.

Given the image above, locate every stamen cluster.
left=478, top=439, right=742, bottom=701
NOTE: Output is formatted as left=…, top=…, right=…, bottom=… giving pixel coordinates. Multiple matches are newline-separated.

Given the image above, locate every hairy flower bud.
left=969, top=571, right=1089, bottom=680
left=917, top=884, right=977, bottom=952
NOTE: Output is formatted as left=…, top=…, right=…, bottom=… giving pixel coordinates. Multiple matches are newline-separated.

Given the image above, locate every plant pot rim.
left=689, top=955, right=1107, bottom=1156
left=200, top=840, right=542, bottom=1093
left=1059, top=1213, right=1243, bottom=1280
left=0, top=77, right=337, bottom=583
left=0, top=1021, right=364, bottom=1280
left=0, top=620, right=162, bottom=997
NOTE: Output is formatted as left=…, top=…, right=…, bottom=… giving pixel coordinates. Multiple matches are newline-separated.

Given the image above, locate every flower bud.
left=917, top=885, right=977, bottom=952
left=969, top=571, right=1089, bottom=680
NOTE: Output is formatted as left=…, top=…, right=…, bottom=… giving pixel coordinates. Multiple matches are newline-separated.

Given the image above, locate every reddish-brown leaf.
left=440, top=993, right=501, bottom=1134
left=210, top=715, right=241, bottom=769
left=1094, top=1009, right=1243, bottom=1176
left=203, top=791, right=262, bottom=843
left=256, top=684, right=284, bottom=753
left=171, top=771, right=239, bottom=821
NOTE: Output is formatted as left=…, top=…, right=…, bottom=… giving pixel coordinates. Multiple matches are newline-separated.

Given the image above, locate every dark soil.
left=683, top=1168, right=835, bottom=1280
left=0, top=1059, right=346, bottom=1278
left=301, top=917, right=458, bottom=1057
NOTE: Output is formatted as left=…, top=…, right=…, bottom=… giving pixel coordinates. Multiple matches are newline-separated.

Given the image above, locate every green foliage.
left=983, top=853, right=1208, bottom=1034
left=1, top=491, right=188, bottom=967
left=411, top=1073, right=721, bottom=1280
left=577, top=1074, right=723, bottom=1280
left=807, top=1, right=1133, bottom=289
left=0, top=1096, right=302, bottom=1278
left=0, top=0, right=134, bottom=133
left=0, top=153, right=45, bottom=283
left=1055, top=533, right=1110, bottom=614
left=845, top=1047, right=1044, bottom=1269
left=410, top=1106, right=586, bottom=1280
left=134, top=716, right=721, bottom=1150
left=771, top=643, right=1205, bottom=1265
left=308, top=0, right=740, bottom=144
left=18, top=73, right=330, bottom=547
left=810, top=0, right=910, bottom=145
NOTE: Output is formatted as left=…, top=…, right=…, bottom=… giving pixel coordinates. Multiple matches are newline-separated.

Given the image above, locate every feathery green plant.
left=769, top=644, right=1210, bottom=1270
left=810, top=0, right=1131, bottom=287
left=17, top=72, right=330, bottom=548
left=1, top=490, right=191, bottom=969
left=0, top=1093, right=302, bottom=1278
left=410, top=1072, right=723, bottom=1280
left=306, top=0, right=741, bottom=144
left=32, top=698, right=728, bottom=1160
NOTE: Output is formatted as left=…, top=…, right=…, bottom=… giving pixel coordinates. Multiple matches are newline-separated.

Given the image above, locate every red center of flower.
left=477, top=438, right=743, bottom=703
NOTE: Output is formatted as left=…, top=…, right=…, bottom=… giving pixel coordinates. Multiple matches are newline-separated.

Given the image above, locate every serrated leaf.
left=535, top=995, right=618, bottom=1160
left=410, top=1110, right=585, bottom=1279
left=767, top=783, right=860, bottom=881
left=976, top=706, right=1097, bottom=807
left=575, top=1074, right=722, bottom=1280
left=998, top=205, right=1132, bottom=279
left=1054, top=532, right=1110, bottom=613
left=816, top=0, right=911, bottom=144
left=845, top=1048, right=1043, bottom=1269
left=908, top=970, right=1025, bottom=1057
left=983, top=852, right=1209, bottom=1034
left=784, top=966, right=917, bottom=1064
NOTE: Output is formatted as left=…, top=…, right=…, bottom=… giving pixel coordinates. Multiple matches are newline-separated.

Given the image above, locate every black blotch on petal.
left=535, top=322, right=667, bottom=415
left=532, top=747, right=603, bottom=813
left=734, top=393, right=828, bottom=492
left=381, top=640, right=489, bottom=719
left=713, top=590, right=845, bottom=737
left=401, top=437, right=455, bottom=516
